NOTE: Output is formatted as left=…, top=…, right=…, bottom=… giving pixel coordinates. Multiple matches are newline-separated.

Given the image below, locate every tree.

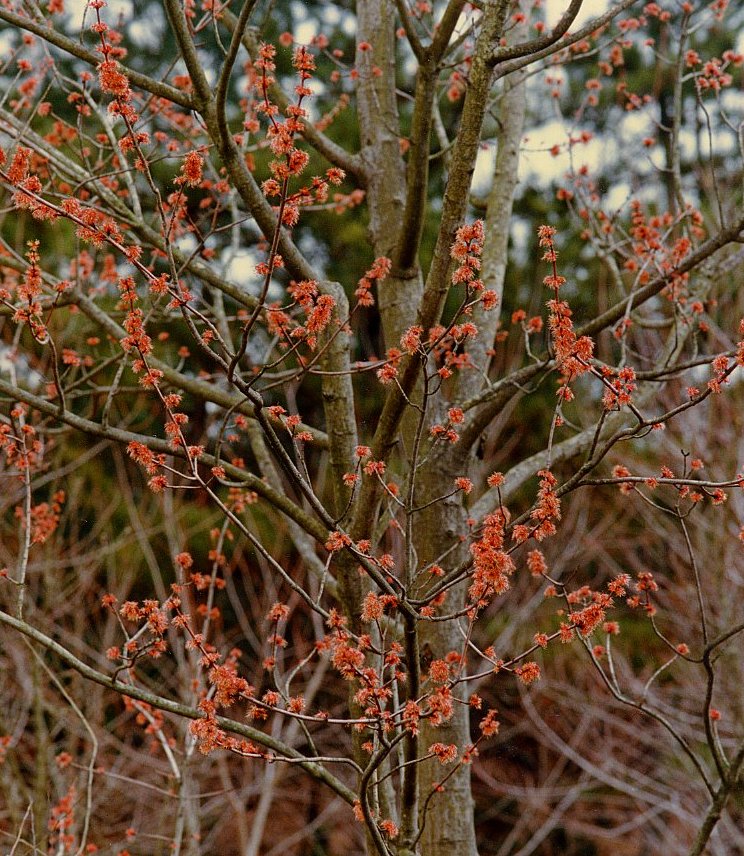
left=0, top=0, right=743, bottom=853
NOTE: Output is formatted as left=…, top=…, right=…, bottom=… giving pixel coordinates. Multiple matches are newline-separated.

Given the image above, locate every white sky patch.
left=223, top=251, right=261, bottom=289
left=720, top=89, right=744, bottom=115
left=323, top=5, right=342, bottom=27
left=473, top=118, right=612, bottom=193
left=677, top=128, right=699, bottom=161
left=618, top=110, right=652, bottom=140
left=100, top=0, right=131, bottom=21
left=128, top=11, right=165, bottom=50
left=521, top=119, right=611, bottom=182
left=303, top=79, right=327, bottom=121
left=604, top=181, right=632, bottom=213
left=176, top=234, right=198, bottom=255
left=200, top=61, right=216, bottom=87
left=341, top=13, right=356, bottom=37
left=471, top=145, right=497, bottom=196
left=290, top=0, right=318, bottom=44
left=0, top=31, right=13, bottom=60
left=0, top=346, right=16, bottom=376
left=294, top=20, right=318, bottom=45
left=0, top=346, right=45, bottom=389
left=544, top=0, right=610, bottom=30
left=510, top=218, right=531, bottom=264
left=66, top=0, right=133, bottom=27
left=473, top=81, right=741, bottom=205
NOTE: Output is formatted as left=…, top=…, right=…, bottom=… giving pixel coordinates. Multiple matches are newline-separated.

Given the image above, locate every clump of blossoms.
left=355, top=256, right=391, bottom=307
left=92, top=0, right=151, bottom=158
left=469, top=508, right=515, bottom=608
left=450, top=219, right=499, bottom=309
left=3, top=147, right=58, bottom=221
left=8, top=240, right=48, bottom=342
left=256, top=44, right=317, bottom=224
left=530, top=469, right=561, bottom=542
left=538, top=225, right=594, bottom=400
left=284, top=279, right=336, bottom=349
left=451, top=219, right=485, bottom=287
left=601, top=365, right=637, bottom=410
left=376, top=219, right=497, bottom=386
left=27, top=491, right=66, bottom=544
left=176, top=150, right=204, bottom=188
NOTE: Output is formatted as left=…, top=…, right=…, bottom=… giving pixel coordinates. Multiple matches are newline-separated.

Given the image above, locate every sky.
left=2, top=0, right=742, bottom=286
left=545, top=0, right=609, bottom=29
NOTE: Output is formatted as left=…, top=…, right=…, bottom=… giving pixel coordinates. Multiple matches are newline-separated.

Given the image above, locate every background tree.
left=0, top=0, right=743, bottom=854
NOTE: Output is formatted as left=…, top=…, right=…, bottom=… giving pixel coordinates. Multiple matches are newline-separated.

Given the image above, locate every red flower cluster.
left=27, top=491, right=66, bottom=545
left=469, top=509, right=515, bottom=607
left=451, top=219, right=484, bottom=287
left=355, top=256, right=391, bottom=307
left=530, top=469, right=561, bottom=541
left=538, top=225, right=594, bottom=394
left=175, top=150, right=203, bottom=188
left=602, top=366, right=637, bottom=410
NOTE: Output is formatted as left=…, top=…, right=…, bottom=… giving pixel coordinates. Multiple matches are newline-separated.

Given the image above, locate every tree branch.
left=0, top=6, right=194, bottom=109
left=0, top=377, right=330, bottom=543
left=0, top=609, right=357, bottom=805
left=490, top=0, right=585, bottom=67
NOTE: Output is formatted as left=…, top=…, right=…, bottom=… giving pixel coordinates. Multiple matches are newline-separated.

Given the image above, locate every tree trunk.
left=416, top=446, right=478, bottom=856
